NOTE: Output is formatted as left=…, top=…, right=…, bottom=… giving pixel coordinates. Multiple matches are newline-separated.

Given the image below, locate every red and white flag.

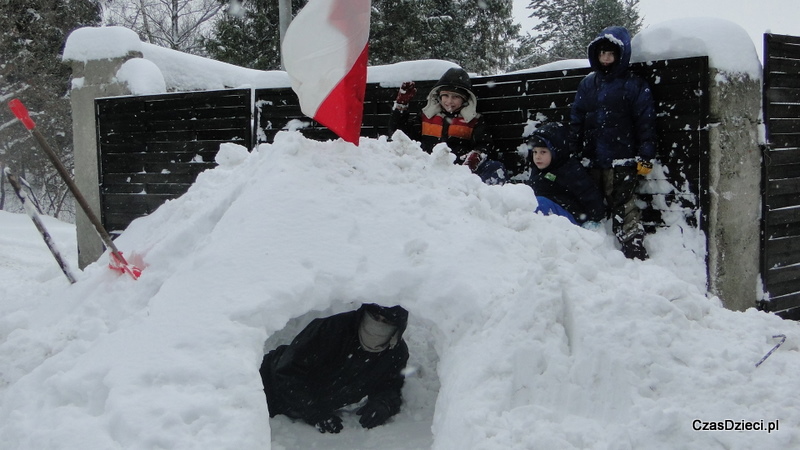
left=281, top=0, right=370, bottom=145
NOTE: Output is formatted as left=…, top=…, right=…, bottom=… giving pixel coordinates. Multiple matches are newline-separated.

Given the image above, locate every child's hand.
left=636, top=160, right=653, bottom=176
left=462, top=151, right=483, bottom=172
left=393, top=81, right=417, bottom=110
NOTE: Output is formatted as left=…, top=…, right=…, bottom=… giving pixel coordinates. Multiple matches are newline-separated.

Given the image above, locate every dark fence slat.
left=96, top=88, right=252, bottom=237
left=766, top=57, right=800, bottom=75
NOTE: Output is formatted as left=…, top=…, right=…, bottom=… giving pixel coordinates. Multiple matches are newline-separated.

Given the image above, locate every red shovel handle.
left=8, top=99, right=36, bottom=130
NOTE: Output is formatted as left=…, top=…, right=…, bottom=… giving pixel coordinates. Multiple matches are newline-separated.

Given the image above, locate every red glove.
left=462, top=151, right=482, bottom=172
left=393, top=81, right=416, bottom=110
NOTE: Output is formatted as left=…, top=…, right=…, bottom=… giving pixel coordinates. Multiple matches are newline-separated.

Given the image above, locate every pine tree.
left=512, top=0, right=642, bottom=70
left=371, top=0, right=518, bottom=75
left=204, top=0, right=306, bottom=70
left=206, top=0, right=518, bottom=75
left=459, top=0, right=519, bottom=74
left=0, top=0, right=102, bottom=219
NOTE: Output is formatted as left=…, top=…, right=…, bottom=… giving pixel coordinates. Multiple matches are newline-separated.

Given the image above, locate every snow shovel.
left=8, top=99, right=142, bottom=280
left=5, top=168, right=78, bottom=284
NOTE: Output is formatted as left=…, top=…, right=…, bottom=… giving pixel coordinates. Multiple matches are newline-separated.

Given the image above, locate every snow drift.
left=1, top=131, right=798, bottom=449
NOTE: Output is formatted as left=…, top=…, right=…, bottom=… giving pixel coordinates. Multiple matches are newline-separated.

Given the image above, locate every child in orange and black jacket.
left=389, top=67, right=507, bottom=185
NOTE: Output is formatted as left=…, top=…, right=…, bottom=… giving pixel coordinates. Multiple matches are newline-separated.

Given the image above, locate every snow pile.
left=2, top=15, right=792, bottom=450
left=62, top=27, right=461, bottom=94
left=61, top=26, right=142, bottom=62
left=633, top=17, right=762, bottom=79
left=1, top=131, right=798, bottom=449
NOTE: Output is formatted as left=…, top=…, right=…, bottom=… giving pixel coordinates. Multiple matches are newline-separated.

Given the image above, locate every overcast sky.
left=512, top=0, right=800, bottom=60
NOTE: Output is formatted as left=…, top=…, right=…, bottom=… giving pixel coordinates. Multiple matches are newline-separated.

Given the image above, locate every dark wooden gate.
left=760, top=33, right=800, bottom=319
left=95, top=89, right=252, bottom=234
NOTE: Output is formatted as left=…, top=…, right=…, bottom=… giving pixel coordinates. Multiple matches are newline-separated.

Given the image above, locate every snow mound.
left=633, top=17, right=762, bottom=79
left=0, top=133, right=798, bottom=449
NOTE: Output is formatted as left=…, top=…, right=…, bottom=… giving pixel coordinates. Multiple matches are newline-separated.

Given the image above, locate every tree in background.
left=511, top=0, right=642, bottom=70
left=102, top=0, right=225, bottom=55
left=207, top=0, right=518, bottom=75
left=0, top=0, right=101, bottom=219
left=460, top=0, right=519, bottom=74
left=371, top=0, right=519, bottom=75
left=204, top=0, right=306, bottom=70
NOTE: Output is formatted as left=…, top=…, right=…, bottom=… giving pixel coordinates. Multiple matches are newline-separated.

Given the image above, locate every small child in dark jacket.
left=569, top=26, right=657, bottom=259
left=389, top=67, right=507, bottom=185
left=526, top=122, right=605, bottom=226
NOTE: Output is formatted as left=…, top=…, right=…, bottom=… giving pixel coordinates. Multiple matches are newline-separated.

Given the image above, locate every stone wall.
left=705, top=70, right=763, bottom=311
left=68, top=53, right=138, bottom=268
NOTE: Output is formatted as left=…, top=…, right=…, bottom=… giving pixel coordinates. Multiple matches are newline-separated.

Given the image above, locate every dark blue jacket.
left=569, top=26, right=657, bottom=169
left=527, top=122, right=605, bottom=223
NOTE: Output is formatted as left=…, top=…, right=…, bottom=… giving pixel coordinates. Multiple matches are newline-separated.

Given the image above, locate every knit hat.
left=363, top=304, right=408, bottom=327
left=527, top=136, right=549, bottom=149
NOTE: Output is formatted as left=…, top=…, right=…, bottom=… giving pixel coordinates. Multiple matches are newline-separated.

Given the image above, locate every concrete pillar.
left=68, top=53, right=139, bottom=268
left=705, top=70, right=762, bottom=311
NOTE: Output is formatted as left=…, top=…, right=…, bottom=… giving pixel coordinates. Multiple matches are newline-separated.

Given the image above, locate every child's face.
left=532, top=146, right=552, bottom=170
left=439, top=91, right=465, bottom=113
left=598, top=50, right=616, bottom=66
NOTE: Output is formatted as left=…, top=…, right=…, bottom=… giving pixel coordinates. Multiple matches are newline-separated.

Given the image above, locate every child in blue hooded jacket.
left=526, top=122, right=605, bottom=226
left=569, top=26, right=656, bottom=260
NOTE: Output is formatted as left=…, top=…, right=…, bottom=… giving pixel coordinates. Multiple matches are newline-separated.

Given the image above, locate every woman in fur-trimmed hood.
left=389, top=67, right=507, bottom=185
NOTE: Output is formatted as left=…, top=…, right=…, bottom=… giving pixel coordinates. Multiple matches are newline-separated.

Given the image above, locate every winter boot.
left=621, top=236, right=648, bottom=260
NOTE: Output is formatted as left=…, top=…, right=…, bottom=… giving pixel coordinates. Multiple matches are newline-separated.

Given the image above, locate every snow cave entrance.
left=263, top=304, right=439, bottom=449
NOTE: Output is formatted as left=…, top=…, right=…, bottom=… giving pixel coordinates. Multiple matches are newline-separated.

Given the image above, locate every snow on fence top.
left=62, top=17, right=760, bottom=96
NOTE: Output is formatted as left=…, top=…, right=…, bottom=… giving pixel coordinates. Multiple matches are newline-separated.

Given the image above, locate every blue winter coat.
left=526, top=122, right=605, bottom=224
left=569, top=26, right=657, bottom=169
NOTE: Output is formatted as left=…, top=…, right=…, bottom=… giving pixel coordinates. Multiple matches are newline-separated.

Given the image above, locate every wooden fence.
left=95, top=89, right=252, bottom=233
left=760, top=33, right=800, bottom=319
left=95, top=57, right=710, bottom=239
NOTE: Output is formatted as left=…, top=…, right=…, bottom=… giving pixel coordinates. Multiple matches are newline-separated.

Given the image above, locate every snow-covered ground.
left=0, top=16, right=798, bottom=450
left=2, top=132, right=798, bottom=449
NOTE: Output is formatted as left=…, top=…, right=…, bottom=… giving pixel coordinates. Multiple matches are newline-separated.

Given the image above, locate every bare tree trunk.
left=172, top=0, right=179, bottom=49
left=139, top=0, right=152, bottom=42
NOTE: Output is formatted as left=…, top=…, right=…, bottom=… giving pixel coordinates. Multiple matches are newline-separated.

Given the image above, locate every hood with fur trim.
left=422, top=67, right=479, bottom=122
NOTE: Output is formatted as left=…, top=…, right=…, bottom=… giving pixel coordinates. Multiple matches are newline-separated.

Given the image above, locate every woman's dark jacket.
left=527, top=123, right=605, bottom=223
left=569, top=26, right=657, bottom=169
left=260, top=304, right=409, bottom=423
left=390, top=67, right=506, bottom=185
